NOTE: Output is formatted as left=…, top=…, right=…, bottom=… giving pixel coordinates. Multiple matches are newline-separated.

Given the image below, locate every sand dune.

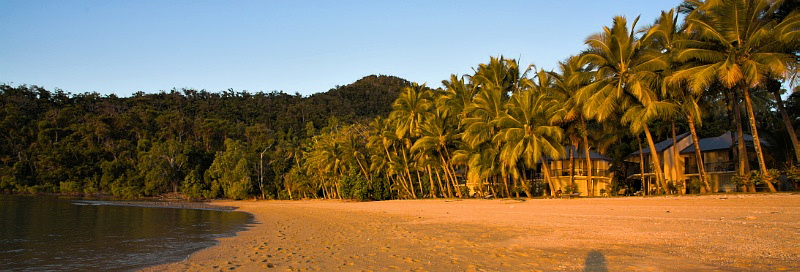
left=143, top=194, right=800, bottom=271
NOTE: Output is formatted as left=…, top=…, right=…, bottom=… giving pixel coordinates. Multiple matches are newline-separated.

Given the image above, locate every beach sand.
left=143, top=194, right=800, bottom=271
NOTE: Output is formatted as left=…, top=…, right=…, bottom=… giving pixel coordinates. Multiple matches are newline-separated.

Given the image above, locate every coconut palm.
left=649, top=9, right=713, bottom=192
left=390, top=83, right=433, bottom=141
left=410, top=110, right=462, bottom=197
left=439, top=74, right=479, bottom=129
left=367, top=116, right=415, bottom=198
left=496, top=83, right=565, bottom=198
left=673, top=0, right=800, bottom=191
left=550, top=55, right=598, bottom=195
left=342, top=124, right=371, bottom=183
left=304, top=134, right=347, bottom=198
left=579, top=16, right=672, bottom=193
left=463, top=57, right=533, bottom=197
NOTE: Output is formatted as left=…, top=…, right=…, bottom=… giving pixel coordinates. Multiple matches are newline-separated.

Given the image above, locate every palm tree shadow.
left=583, top=250, right=608, bottom=272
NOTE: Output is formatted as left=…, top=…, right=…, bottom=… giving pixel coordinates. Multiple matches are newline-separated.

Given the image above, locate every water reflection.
left=0, top=195, right=252, bottom=271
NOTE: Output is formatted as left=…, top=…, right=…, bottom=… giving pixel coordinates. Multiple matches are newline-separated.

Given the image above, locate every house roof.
left=548, top=146, right=611, bottom=161
left=680, top=131, right=769, bottom=153
left=629, top=132, right=691, bottom=156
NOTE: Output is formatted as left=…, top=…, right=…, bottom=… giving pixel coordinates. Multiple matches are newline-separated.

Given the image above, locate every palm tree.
left=342, top=124, right=371, bottom=184
left=411, top=110, right=462, bottom=197
left=463, top=56, right=533, bottom=197
left=674, top=0, right=800, bottom=191
left=304, top=134, right=347, bottom=199
left=390, top=83, right=433, bottom=141
left=389, top=82, right=435, bottom=198
left=439, top=74, right=479, bottom=129
left=367, top=116, right=415, bottom=198
left=550, top=55, right=598, bottom=195
left=579, top=16, right=672, bottom=193
left=497, top=82, right=565, bottom=198
left=649, top=9, right=713, bottom=192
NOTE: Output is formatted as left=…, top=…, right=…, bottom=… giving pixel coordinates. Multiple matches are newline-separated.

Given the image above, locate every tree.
left=463, top=56, right=533, bottom=197
left=550, top=56, right=598, bottom=195
left=207, top=139, right=253, bottom=200
left=650, top=9, right=713, bottom=192
left=580, top=16, right=672, bottom=193
left=411, top=110, right=461, bottom=198
left=497, top=81, right=565, bottom=198
left=674, top=0, right=800, bottom=191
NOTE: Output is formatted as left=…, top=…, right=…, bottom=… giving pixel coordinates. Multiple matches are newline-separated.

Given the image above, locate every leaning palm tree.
left=579, top=16, right=672, bottom=193
left=410, top=110, right=462, bottom=197
left=497, top=85, right=565, bottom=198
left=463, top=56, right=533, bottom=197
left=648, top=9, right=713, bottom=192
left=389, top=83, right=434, bottom=197
left=367, top=116, right=414, bottom=198
left=673, top=0, right=800, bottom=191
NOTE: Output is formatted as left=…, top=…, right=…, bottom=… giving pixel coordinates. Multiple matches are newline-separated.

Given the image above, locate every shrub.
left=564, top=182, right=579, bottom=195
left=59, top=181, right=82, bottom=194
left=687, top=178, right=703, bottom=194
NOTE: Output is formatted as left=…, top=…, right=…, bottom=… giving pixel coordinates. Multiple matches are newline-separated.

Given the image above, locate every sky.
left=1, top=0, right=684, bottom=97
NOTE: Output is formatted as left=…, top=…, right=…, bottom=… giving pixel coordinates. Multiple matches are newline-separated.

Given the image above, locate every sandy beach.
left=144, top=194, right=800, bottom=271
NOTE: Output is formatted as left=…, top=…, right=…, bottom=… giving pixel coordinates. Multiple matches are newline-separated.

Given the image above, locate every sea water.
left=0, top=195, right=252, bottom=271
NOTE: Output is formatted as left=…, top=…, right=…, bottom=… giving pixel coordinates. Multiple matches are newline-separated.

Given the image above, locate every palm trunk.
left=687, top=111, right=711, bottom=193
left=426, top=165, right=437, bottom=198
left=501, top=169, right=511, bottom=198
left=732, top=93, right=752, bottom=192
left=772, top=88, right=800, bottom=163
left=581, top=118, right=593, bottom=197
left=334, top=173, right=342, bottom=199
left=442, top=147, right=463, bottom=198
left=384, top=145, right=412, bottom=197
left=489, top=176, right=497, bottom=197
left=440, top=154, right=459, bottom=198
left=433, top=167, right=449, bottom=198
left=541, top=159, right=556, bottom=197
left=569, top=143, right=575, bottom=186
left=520, top=164, right=533, bottom=198
left=396, top=172, right=413, bottom=198
left=638, top=135, right=647, bottom=196
left=671, top=120, right=680, bottom=194
left=414, top=168, right=423, bottom=198
left=401, top=149, right=418, bottom=198
left=259, top=151, right=266, bottom=199
left=643, top=125, right=668, bottom=194
left=742, top=86, right=776, bottom=192
left=513, top=171, right=520, bottom=198
left=353, top=154, right=371, bottom=184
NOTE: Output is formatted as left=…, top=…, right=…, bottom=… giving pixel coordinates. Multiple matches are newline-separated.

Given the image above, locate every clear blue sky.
left=1, top=0, right=684, bottom=97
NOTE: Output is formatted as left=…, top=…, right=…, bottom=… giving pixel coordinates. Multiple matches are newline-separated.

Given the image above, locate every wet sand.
left=143, top=194, right=800, bottom=271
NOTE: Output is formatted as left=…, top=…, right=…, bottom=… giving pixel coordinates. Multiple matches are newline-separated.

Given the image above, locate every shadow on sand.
left=583, top=250, right=608, bottom=272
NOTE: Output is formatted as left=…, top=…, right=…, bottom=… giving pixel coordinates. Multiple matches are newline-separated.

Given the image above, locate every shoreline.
left=143, top=194, right=800, bottom=271
left=70, top=199, right=241, bottom=212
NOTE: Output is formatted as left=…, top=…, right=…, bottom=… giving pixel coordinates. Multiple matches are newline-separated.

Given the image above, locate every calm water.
left=0, top=195, right=252, bottom=271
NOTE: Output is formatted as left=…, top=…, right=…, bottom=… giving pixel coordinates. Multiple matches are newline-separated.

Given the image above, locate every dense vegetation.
left=2, top=0, right=799, bottom=199
left=0, top=75, right=410, bottom=199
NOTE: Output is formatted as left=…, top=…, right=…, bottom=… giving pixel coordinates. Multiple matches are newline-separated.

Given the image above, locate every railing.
left=685, top=161, right=735, bottom=174
left=628, top=165, right=654, bottom=175
left=532, top=169, right=613, bottom=179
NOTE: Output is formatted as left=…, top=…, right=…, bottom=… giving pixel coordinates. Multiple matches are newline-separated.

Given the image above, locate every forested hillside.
left=0, top=75, right=410, bottom=199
